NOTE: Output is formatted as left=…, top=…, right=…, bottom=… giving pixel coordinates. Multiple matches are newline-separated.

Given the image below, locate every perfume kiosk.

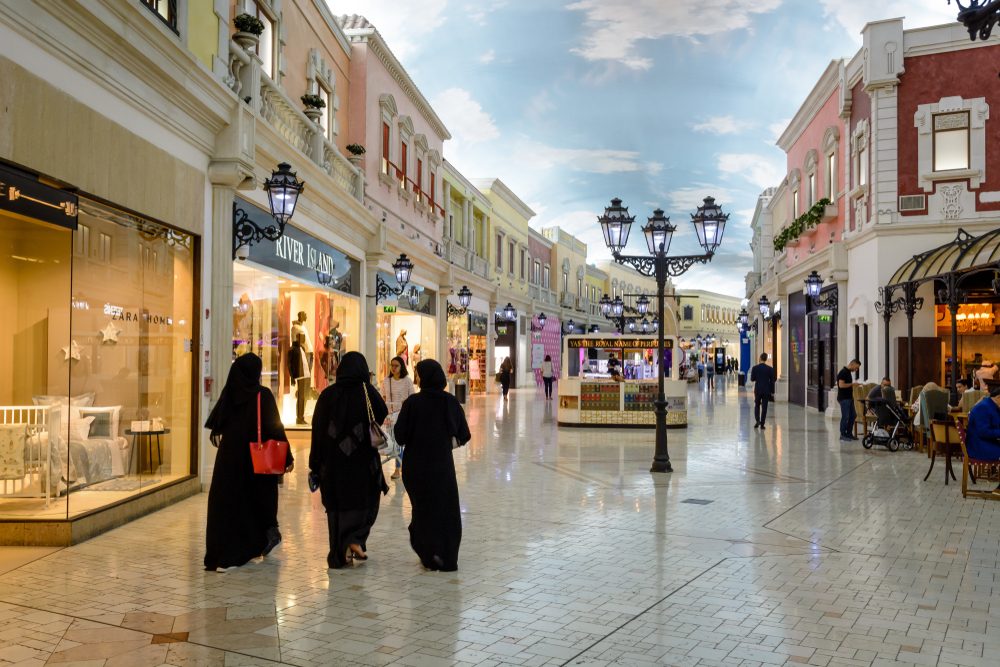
left=557, top=333, right=687, bottom=428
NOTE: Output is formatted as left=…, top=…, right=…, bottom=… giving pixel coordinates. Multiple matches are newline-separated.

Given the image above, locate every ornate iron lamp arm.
left=233, top=204, right=284, bottom=259
left=375, top=274, right=403, bottom=304
left=612, top=252, right=712, bottom=278
left=810, top=290, right=839, bottom=310
left=949, top=0, right=1000, bottom=41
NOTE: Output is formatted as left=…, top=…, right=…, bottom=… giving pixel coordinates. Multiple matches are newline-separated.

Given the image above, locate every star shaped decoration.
left=61, top=340, right=81, bottom=361
left=100, top=321, right=121, bottom=344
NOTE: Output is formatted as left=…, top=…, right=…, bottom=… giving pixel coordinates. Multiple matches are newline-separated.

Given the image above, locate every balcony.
left=226, top=41, right=363, bottom=203
left=560, top=291, right=575, bottom=309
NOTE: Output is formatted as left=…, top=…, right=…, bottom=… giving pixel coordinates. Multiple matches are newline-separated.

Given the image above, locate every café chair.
left=954, top=419, right=1000, bottom=500
left=927, top=418, right=961, bottom=485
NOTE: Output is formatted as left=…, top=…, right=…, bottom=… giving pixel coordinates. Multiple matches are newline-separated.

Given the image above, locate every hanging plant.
left=234, top=13, right=265, bottom=36
left=773, top=198, right=833, bottom=252
left=300, top=94, right=326, bottom=109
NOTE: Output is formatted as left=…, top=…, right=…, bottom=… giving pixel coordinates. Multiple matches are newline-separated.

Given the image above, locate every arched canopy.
left=887, top=227, right=1000, bottom=288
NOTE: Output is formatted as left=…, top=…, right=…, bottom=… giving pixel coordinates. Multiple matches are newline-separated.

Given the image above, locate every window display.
left=0, top=196, right=197, bottom=519
left=376, top=310, right=437, bottom=382
left=233, top=262, right=359, bottom=427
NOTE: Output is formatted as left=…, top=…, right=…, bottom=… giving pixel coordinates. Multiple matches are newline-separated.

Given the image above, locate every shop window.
left=250, top=1, right=276, bottom=80
left=933, top=111, right=970, bottom=171
left=141, top=0, right=178, bottom=32
left=381, top=122, right=391, bottom=175
left=0, top=199, right=198, bottom=520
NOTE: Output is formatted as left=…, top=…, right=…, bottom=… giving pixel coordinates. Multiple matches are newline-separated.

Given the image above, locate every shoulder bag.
left=249, top=392, right=290, bottom=475
left=364, top=385, right=397, bottom=457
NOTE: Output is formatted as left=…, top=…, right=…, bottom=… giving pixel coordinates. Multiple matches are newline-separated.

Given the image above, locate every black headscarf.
left=416, top=359, right=447, bottom=391
left=336, top=351, right=371, bottom=386
left=205, top=353, right=263, bottom=436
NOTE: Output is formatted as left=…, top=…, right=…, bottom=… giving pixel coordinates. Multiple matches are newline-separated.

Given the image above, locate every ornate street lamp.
left=948, top=0, right=1000, bottom=41
left=651, top=316, right=659, bottom=332
left=458, top=285, right=472, bottom=309
left=502, top=303, right=517, bottom=322
left=804, top=270, right=838, bottom=310
left=738, top=308, right=749, bottom=328
left=636, top=294, right=650, bottom=315
left=758, top=295, right=770, bottom=317
left=564, top=318, right=576, bottom=333
left=537, top=312, right=547, bottom=329
left=599, top=294, right=612, bottom=316
left=640, top=319, right=649, bottom=333
left=611, top=296, right=624, bottom=318
left=600, top=195, right=728, bottom=474
left=233, top=162, right=306, bottom=259
left=375, top=253, right=416, bottom=304
left=627, top=318, right=636, bottom=333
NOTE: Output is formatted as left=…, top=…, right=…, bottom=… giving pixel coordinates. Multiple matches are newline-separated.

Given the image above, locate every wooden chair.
left=960, top=390, right=987, bottom=414
left=853, top=384, right=876, bottom=438
left=908, top=384, right=924, bottom=406
left=954, top=419, right=1000, bottom=499
left=927, top=418, right=961, bottom=484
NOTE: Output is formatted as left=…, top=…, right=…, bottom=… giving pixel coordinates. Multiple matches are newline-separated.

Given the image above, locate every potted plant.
left=346, top=143, right=365, bottom=166
left=233, top=13, right=265, bottom=51
left=301, top=93, right=326, bottom=122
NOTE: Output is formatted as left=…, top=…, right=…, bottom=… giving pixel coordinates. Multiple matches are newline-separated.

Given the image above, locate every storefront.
left=446, top=303, right=488, bottom=395
left=557, top=334, right=687, bottom=428
left=494, top=317, right=518, bottom=383
left=232, top=197, right=360, bottom=427
left=0, top=162, right=198, bottom=525
left=530, top=316, right=562, bottom=387
left=374, top=272, right=437, bottom=382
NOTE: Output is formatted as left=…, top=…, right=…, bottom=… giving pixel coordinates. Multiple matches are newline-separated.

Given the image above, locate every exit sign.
left=383, top=305, right=396, bottom=313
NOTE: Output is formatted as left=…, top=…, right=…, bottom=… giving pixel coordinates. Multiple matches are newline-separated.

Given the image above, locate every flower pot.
left=233, top=31, right=260, bottom=51
left=303, top=107, right=323, bottom=123
left=348, top=155, right=363, bottom=167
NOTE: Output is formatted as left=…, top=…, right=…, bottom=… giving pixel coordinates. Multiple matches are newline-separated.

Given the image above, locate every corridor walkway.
left=1, top=380, right=999, bottom=667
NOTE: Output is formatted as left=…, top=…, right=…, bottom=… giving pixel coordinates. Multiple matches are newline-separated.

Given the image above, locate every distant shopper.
left=706, top=357, right=716, bottom=390
left=499, top=357, right=513, bottom=400
left=204, top=353, right=293, bottom=572
left=750, top=353, right=776, bottom=429
left=837, top=359, right=862, bottom=441
left=394, top=359, right=471, bottom=571
left=541, top=355, right=555, bottom=400
left=309, top=352, right=389, bottom=569
left=381, top=356, right=415, bottom=480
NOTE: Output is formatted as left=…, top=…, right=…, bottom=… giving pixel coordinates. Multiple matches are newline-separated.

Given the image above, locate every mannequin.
left=323, top=319, right=343, bottom=383
left=289, top=311, right=312, bottom=424
left=396, top=329, right=409, bottom=365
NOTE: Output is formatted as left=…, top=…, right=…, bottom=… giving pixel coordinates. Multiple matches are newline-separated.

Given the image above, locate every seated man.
left=868, top=377, right=894, bottom=402
left=966, top=385, right=1000, bottom=463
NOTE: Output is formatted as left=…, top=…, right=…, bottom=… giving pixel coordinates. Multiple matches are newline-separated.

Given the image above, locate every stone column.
left=438, top=276, right=453, bottom=387
left=442, top=181, right=452, bottom=239
left=487, top=297, right=497, bottom=394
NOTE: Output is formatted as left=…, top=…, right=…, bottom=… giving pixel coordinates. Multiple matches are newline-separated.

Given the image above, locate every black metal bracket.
left=950, top=0, right=1000, bottom=41
left=375, top=274, right=403, bottom=305
left=810, top=289, right=839, bottom=311
left=447, top=303, right=467, bottom=317
left=611, top=252, right=712, bottom=278
left=233, top=203, right=285, bottom=260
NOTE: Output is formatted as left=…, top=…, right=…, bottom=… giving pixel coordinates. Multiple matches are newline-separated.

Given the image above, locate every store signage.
left=469, top=312, right=488, bottom=335
left=383, top=305, right=396, bottom=313
left=816, top=309, right=833, bottom=323
left=236, top=196, right=359, bottom=295
left=568, top=337, right=673, bottom=350
left=0, top=162, right=78, bottom=230
left=376, top=271, right=436, bottom=316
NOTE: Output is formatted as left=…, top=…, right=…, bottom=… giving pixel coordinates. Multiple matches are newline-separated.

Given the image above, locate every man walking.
left=750, top=353, right=776, bottom=429
left=837, top=359, right=862, bottom=441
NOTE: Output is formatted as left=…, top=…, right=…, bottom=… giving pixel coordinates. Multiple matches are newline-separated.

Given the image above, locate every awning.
left=887, top=227, right=1000, bottom=288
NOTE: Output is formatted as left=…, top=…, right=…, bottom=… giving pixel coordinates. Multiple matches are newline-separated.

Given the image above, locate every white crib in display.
left=0, top=406, right=51, bottom=506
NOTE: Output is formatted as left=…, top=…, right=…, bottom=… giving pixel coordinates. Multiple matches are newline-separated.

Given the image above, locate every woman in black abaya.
left=204, top=353, right=293, bottom=571
left=394, top=359, right=471, bottom=571
left=309, top=351, right=389, bottom=568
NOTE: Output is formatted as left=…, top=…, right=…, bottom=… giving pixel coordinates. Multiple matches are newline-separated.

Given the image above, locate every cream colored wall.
left=187, top=0, right=220, bottom=70
left=484, top=194, right=529, bottom=299
left=0, top=58, right=205, bottom=235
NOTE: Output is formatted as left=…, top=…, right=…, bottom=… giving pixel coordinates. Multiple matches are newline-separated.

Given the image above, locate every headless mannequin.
left=290, top=312, right=311, bottom=424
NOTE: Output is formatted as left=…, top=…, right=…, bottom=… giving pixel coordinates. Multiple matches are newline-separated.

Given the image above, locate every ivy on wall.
left=773, top=198, right=833, bottom=252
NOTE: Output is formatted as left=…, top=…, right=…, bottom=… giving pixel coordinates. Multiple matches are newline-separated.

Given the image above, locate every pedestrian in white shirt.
left=381, top=356, right=416, bottom=479
left=541, top=355, right=555, bottom=400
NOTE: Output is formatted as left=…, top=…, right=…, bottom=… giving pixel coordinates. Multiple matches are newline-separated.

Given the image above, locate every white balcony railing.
left=227, top=41, right=363, bottom=203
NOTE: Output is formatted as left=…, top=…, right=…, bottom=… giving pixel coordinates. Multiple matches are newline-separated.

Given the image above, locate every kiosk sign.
left=567, top=337, right=673, bottom=350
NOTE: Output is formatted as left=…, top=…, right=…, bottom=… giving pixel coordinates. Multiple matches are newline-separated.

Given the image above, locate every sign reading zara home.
left=236, top=196, right=359, bottom=295
left=567, top=337, right=673, bottom=350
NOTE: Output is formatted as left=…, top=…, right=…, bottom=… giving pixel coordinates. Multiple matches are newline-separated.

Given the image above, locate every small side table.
left=125, top=429, right=170, bottom=475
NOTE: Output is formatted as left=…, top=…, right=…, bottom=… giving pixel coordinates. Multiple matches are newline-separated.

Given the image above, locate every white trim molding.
left=914, top=96, right=989, bottom=193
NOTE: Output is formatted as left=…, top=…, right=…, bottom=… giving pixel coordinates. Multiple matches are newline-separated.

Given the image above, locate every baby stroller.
left=860, top=395, right=913, bottom=452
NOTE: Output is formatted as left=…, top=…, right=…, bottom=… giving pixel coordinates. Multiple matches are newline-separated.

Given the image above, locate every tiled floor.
left=2, top=379, right=1000, bottom=666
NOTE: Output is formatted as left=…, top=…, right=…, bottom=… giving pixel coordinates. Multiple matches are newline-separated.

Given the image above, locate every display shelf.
left=580, top=382, right=620, bottom=411
left=469, top=335, right=487, bottom=394
left=623, top=383, right=657, bottom=411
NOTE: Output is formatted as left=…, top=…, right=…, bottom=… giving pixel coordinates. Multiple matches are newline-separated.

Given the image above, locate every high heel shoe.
left=348, top=544, right=368, bottom=560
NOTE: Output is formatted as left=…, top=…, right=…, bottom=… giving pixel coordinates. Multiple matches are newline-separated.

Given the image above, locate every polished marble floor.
left=2, top=378, right=1000, bottom=667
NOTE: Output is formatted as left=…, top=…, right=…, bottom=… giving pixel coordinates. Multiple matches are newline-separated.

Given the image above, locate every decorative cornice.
left=339, top=17, right=451, bottom=141
left=309, top=0, right=352, bottom=58
left=472, top=178, right=536, bottom=221
left=777, top=59, right=843, bottom=151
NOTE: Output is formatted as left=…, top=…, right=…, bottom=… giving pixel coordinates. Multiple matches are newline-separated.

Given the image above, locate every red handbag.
left=249, top=391, right=290, bottom=475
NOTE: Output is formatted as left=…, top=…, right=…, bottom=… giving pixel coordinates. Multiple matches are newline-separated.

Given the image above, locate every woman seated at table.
left=966, top=385, right=1000, bottom=462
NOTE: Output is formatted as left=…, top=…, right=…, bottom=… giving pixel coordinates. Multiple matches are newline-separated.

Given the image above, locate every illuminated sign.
left=567, top=337, right=673, bottom=350
left=383, top=305, right=396, bottom=313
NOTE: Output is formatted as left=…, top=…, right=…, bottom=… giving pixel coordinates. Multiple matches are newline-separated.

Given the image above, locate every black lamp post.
left=375, top=253, right=415, bottom=304
left=564, top=318, right=576, bottom=334
left=599, top=196, right=728, bottom=473
left=536, top=312, right=547, bottom=329
left=233, top=162, right=305, bottom=259
left=804, top=270, right=839, bottom=310
left=948, top=0, right=1000, bottom=41
left=458, top=285, right=472, bottom=309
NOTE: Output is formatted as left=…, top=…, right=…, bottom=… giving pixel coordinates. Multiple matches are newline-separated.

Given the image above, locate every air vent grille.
left=899, top=194, right=926, bottom=212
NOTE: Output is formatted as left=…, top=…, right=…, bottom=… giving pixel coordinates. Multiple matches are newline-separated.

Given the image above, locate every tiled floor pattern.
left=2, top=380, right=1000, bottom=666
